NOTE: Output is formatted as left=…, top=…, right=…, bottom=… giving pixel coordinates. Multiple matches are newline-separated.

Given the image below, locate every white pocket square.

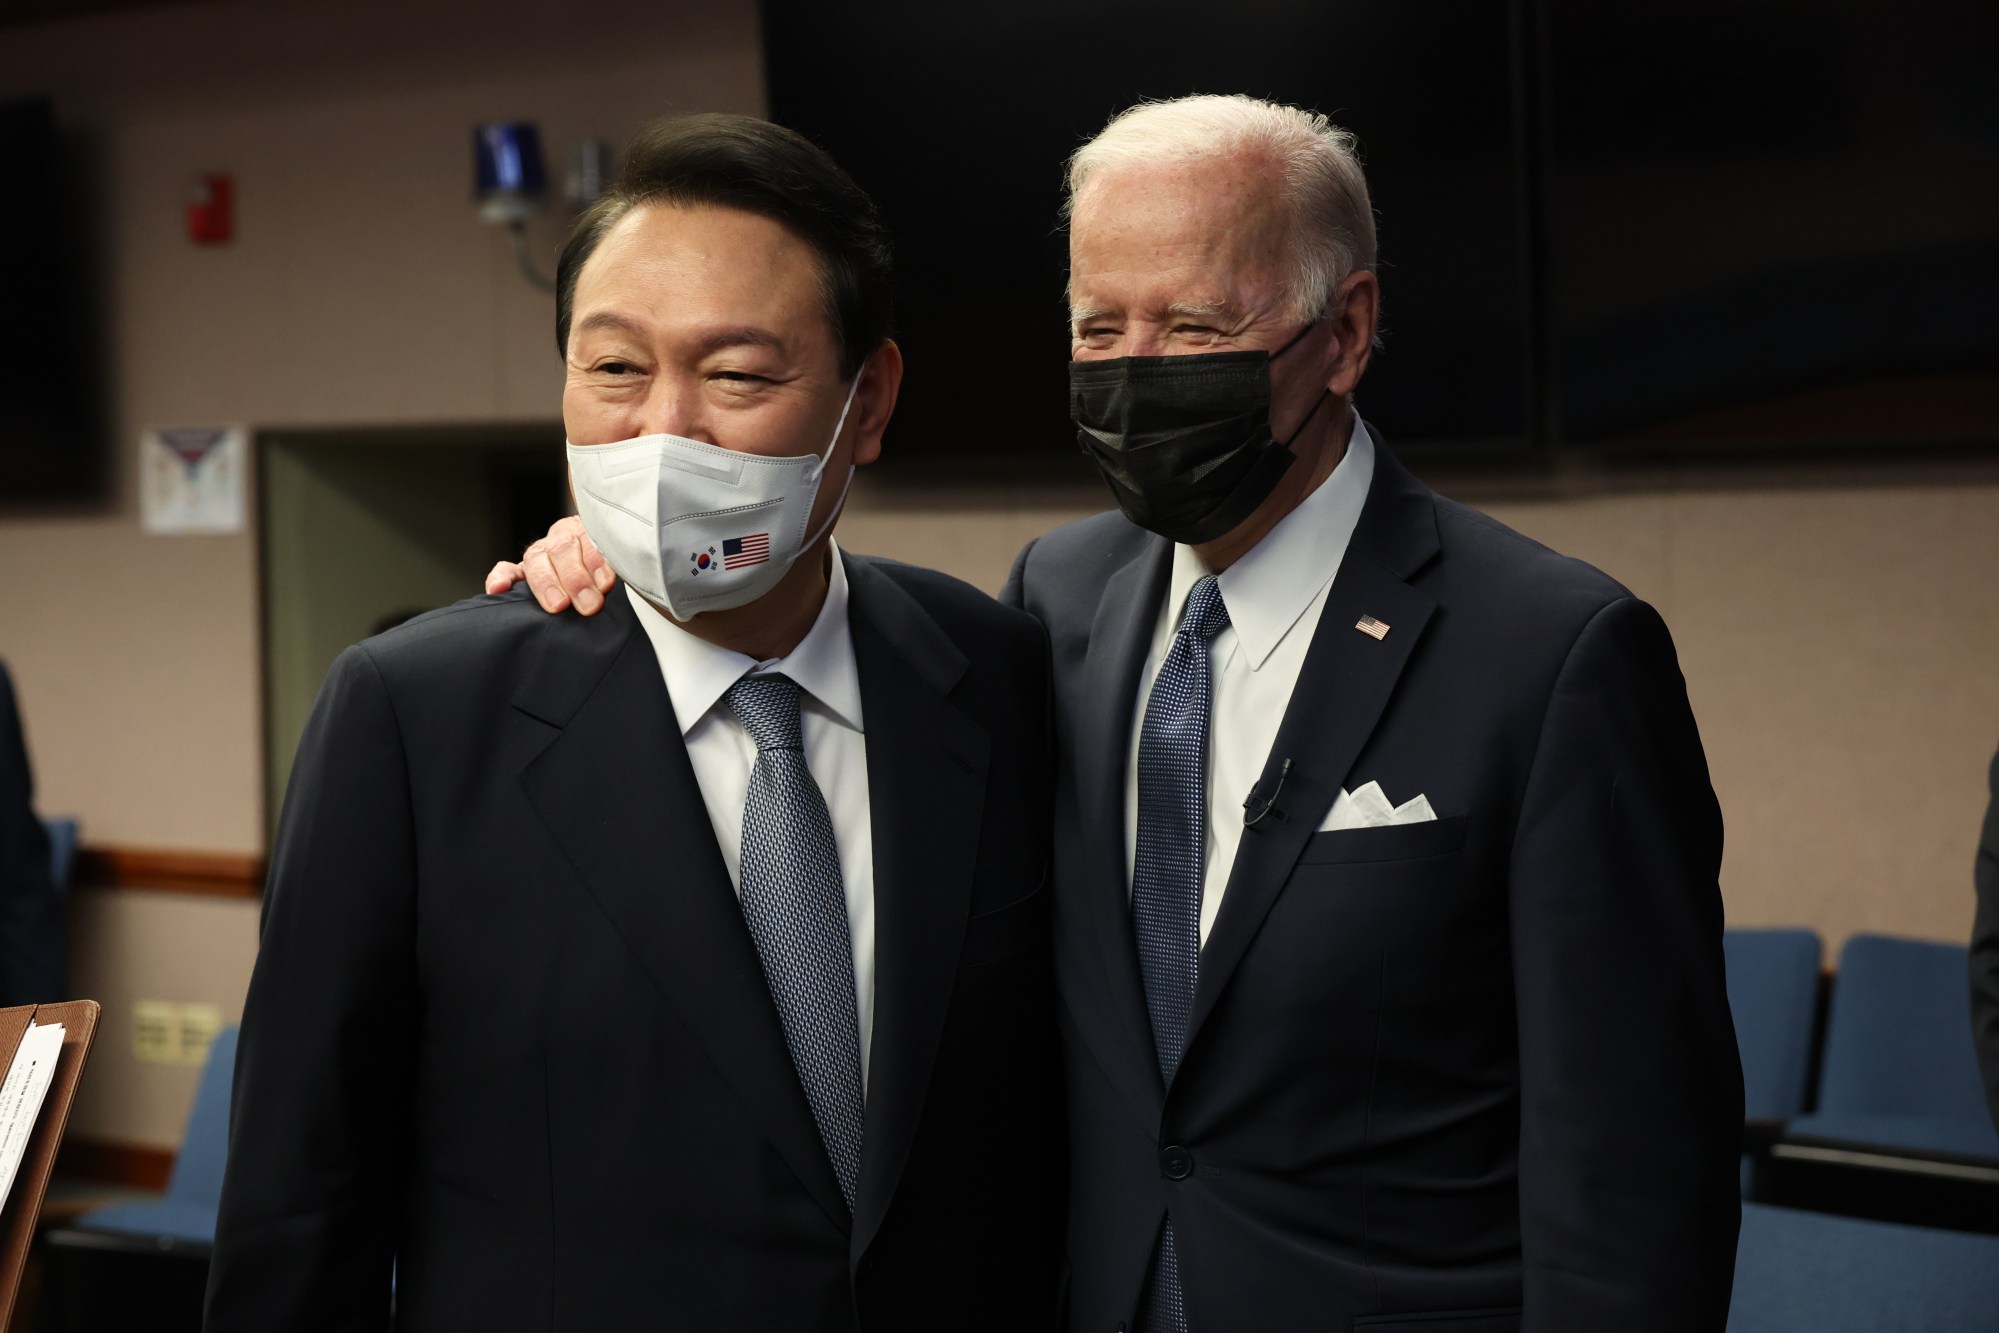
left=1319, top=781, right=1437, bottom=832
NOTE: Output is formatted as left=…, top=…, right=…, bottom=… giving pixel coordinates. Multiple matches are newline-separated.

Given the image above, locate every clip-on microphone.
left=1243, top=757, right=1293, bottom=829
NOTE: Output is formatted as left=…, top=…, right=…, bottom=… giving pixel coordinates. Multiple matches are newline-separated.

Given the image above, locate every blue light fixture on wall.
left=475, top=120, right=554, bottom=291
left=474, top=121, right=610, bottom=294
left=474, top=122, right=548, bottom=225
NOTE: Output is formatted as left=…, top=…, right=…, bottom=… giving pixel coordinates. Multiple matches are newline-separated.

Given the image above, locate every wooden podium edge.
left=0, top=1000, right=101, bottom=1330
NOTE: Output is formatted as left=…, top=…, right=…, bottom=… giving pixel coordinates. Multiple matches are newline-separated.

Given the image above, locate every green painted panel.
left=260, top=431, right=565, bottom=836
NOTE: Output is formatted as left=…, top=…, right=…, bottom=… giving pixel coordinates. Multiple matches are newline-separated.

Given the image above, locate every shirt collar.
left=1165, top=412, right=1375, bottom=672
left=626, top=541, right=865, bottom=737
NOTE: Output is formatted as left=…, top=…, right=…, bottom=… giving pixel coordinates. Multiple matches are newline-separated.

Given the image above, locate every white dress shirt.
left=626, top=544, right=876, bottom=1091
left=1124, top=415, right=1375, bottom=946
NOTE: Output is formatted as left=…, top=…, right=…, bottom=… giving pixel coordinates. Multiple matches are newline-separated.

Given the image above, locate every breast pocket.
left=959, top=874, right=1050, bottom=968
left=1352, top=1309, right=1519, bottom=1333
left=1296, top=814, right=1469, bottom=865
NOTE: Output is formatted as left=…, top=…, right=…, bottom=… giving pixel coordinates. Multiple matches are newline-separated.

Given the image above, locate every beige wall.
left=5, top=2, right=1997, bottom=1152
left=842, top=464, right=1999, bottom=964
left=63, top=886, right=261, bottom=1148
left=1, top=0, right=764, bottom=855
left=1484, top=471, right=1999, bottom=951
left=4, top=0, right=767, bottom=1148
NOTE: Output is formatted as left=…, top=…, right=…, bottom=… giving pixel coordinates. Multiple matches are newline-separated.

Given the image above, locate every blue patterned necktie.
left=1131, top=573, right=1230, bottom=1333
left=727, top=673, right=866, bottom=1212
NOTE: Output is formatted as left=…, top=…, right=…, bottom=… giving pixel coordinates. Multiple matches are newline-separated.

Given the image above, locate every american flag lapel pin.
left=1355, top=615, right=1390, bottom=641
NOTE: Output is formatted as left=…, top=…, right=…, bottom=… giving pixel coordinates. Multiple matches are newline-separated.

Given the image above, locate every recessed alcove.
left=258, top=425, right=569, bottom=836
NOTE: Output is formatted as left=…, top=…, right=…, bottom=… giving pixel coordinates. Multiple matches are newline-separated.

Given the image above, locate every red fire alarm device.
left=187, top=173, right=233, bottom=245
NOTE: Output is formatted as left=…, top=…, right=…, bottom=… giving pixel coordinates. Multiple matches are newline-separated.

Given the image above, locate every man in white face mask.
left=207, top=114, right=1064, bottom=1333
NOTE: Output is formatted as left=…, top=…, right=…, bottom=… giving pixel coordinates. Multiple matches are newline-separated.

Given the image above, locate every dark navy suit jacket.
left=207, top=556, right=1064, bottom=1332
left=1007, top=429, right=1743, bottom=1333
left=0, top=661, right=60, bottom=1007
left=1973, top=743, right=1999, bottom=1130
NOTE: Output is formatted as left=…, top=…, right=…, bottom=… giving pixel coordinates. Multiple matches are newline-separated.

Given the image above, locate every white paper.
left=0, top=1021, right=65, bottom=1210
left=141, top=425, right=247, bottom=535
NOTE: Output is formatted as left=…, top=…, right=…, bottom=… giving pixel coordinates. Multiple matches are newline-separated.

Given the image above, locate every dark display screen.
left=1542, top=0, right=1998, bottom=449
left=0, top=96, right=105, bottom=502
left=761, top=0, right=1535, bottom=461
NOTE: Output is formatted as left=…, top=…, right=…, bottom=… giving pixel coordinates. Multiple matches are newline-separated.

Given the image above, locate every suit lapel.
left=1074, top=538, right=1175, bottom=1113
left=1186, top=436, right=1442, bottom=1050
left=515, top=595, right=850, bottom=1230
left=842, top=557, right=989, bottom=1263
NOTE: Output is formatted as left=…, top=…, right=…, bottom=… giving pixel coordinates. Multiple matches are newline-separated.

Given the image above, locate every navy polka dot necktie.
left=727, top=672, right=865, bottom=1212
left=1132, top=573, right=1229, bottom=1333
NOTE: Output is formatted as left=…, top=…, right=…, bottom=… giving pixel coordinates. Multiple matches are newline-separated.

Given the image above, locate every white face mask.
left=565, top=375, right=862, bottom=620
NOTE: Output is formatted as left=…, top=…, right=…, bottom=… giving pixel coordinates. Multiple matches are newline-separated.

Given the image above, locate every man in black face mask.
left=1019, top=94, right=1741, bottom=1333
left=497, top=94, right=1742, bottom=1333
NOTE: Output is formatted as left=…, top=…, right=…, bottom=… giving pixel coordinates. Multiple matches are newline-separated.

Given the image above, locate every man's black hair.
left=555, top=113, right=892, bottom=379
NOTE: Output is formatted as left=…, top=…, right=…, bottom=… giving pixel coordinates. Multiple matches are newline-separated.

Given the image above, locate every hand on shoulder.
left=484, top=515, right=617, bottom=615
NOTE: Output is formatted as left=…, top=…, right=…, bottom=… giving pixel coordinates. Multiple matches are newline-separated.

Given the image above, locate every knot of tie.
left=1179, top=574, right=1231, bottom=643
left=726, top=673, right=804, bottom=753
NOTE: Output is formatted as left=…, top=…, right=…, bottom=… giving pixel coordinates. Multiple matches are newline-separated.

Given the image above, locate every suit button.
left=1159, top=1145, right=1193, bottom=1179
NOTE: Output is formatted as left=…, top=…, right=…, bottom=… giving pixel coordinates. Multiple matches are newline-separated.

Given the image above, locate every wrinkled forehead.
left=1067, top=155, right=1291, bottom=318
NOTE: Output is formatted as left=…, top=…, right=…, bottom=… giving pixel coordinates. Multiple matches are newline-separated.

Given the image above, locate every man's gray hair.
left=1065, top=94, right=1377, bottom=323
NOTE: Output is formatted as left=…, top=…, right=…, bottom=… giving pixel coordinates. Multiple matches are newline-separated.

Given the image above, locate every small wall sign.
left=141, top=425, right=247, bottom=535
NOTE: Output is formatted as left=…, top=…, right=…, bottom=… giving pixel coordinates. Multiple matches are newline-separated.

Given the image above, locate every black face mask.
left=1069, top=324, right=1328, bottom=545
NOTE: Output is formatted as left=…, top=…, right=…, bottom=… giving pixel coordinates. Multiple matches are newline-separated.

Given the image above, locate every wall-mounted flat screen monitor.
left=1543, top=0, right=1999, bottom=452
left=761, top=0, right=1537, bottom=464
left=0, top=96, right=106, bottom=503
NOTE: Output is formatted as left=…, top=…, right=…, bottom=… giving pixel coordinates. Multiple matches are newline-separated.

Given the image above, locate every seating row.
left=1724, top=929, right=1999, bottom=1332
left=1727, top=928, right=1997, bottom=1156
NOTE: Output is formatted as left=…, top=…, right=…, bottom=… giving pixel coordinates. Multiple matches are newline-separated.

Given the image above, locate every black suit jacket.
left=0, top=660, right=61, bottom=1008
left=1006, top=431, right=1742, bottom=1333
left=207, top=556, right=1064, bottom=1332
left=1973, top=742, right=1999, bottom=1131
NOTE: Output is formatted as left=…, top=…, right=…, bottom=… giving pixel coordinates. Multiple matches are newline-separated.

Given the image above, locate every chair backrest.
left=164, top=1025, right=238, bottom=1207
left=42, top=817, right=78, bottom=895
left=1816, top=934, right=1988, bottom=1120
left=1723, top=928, right=1823, bottom=1119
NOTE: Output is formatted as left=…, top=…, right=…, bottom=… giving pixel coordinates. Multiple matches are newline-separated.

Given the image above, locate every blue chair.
left=70, top=1026, right=237, bottom=1245
left=1730, top=1201, right=1999, bottom=1331
left=1724, top=928, right=1823, bottom=1121
left=1792, top=933, right=1999, bottom=1161
left=1724, top=928, right=1823, bottom=1196
left=43, top=816, right=78, bottom=895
